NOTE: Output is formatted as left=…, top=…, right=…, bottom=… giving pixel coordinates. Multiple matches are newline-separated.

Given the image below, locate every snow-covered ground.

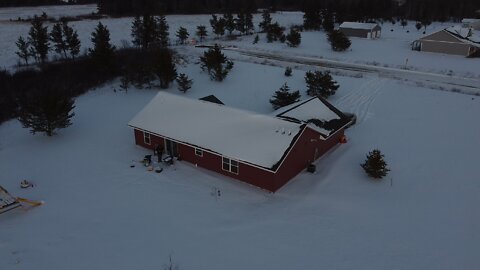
left=1, top=5, right=479, bottom=270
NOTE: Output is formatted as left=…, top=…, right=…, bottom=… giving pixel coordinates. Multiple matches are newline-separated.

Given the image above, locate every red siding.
left=273, top=127, right=344, bottom=191
left=133, top=127, right=344, bottom=192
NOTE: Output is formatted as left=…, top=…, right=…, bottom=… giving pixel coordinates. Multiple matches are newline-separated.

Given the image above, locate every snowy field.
left=1, top=4, right=480, bottom=270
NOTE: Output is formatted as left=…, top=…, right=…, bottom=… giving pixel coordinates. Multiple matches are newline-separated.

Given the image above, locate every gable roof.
left=275, top=97, right=349, bottom=137
left=339, top=22, right=380, bottom=31
left=129, top=92, right=303, bottom=169
left=419, top=27, right=480, bottom=47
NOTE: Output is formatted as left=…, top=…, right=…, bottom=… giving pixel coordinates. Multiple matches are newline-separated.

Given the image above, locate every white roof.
left=445, top=26, right=480, bottom=45
left=339, top=22, right=380, bottom=30
left=276, top=98, right=344, bottom=137
left=129, top=92, right=303, bottom=169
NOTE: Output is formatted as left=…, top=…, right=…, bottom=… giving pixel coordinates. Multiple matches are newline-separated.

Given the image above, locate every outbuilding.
left=339, top=22, right=382, bottom=39
left=129, top=92, right=350, bottom=192
left=412, top=26, right=480, bottom=57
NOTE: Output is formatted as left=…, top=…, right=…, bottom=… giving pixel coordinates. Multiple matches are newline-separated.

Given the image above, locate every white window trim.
left=143, top=132, right=151, bottom=145
left=195, top=148, right=203, bottom=157
left=222, top=157, right=239, bottom=175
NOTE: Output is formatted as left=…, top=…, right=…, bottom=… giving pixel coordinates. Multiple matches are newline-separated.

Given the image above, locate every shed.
left=412, top=27, right=480, bottom=57
left=339, top=22, right=382, bottom=39
left=129, top=92, right=350, bottom=192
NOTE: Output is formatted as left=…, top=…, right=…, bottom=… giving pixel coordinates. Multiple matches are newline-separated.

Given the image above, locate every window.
left=222, top=157, right=239, bottom=174
left=195, top=148, right=203, bottom=157
left=143, top=132, right=151, bottom=145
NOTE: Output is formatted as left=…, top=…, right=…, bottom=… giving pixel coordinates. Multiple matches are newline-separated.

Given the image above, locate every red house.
left=129, top=92, right=350, bottom=192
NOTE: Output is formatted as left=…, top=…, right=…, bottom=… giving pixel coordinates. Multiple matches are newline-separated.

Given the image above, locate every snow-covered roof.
left=129, top=92, right=304, bottom=169
left=445, top=26, right=480, bottom=45
left=339, top=22, right=380, bottom=30
left=275, top=97, right=348, bottom=137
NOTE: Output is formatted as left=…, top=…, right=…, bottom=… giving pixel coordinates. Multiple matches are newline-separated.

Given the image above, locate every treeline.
left=96, top=0, right=480, bottom=21
left=0, top=0, right=96, bottom=8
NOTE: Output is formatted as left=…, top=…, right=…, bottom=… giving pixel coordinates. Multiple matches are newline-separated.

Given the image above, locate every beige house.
left=412, top=27, right=480, bottom=57
left=339, top=22, right=381, bottom=39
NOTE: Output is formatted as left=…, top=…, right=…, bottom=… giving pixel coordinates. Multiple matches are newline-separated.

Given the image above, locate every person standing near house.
left=155, top=144, right=163, bottom=163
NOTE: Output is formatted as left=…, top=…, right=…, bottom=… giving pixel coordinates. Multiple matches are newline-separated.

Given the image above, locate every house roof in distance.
left=199, top=95, right=224, bottom=105
left=129, top=92, right=304, bottom=169
left=339, top=22, right=380, bottom=30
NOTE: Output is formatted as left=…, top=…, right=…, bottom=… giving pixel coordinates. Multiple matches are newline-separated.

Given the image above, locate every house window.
left=195, top=148, right=203, bottom=157
left=143, top=132, right=151, bottom=145
left=222, top=157, right=239, bottom=174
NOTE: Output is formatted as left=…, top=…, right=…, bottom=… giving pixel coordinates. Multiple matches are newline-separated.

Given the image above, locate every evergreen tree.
left=28, top=16, right=49, bottom=63
left=152, top=48, right=177, bottom=88
left=284, top=66, right=292, bottom=77
left=303, top=10, right=322, bottom=30
left=235, top=12, right=246, bottom=34
left=17, top=85, right=75, bottom=136
left=415, top=22, right=422, bottom=31
left=322, top=10, right=335, bottom=32
left=89, top=22, right=116, bottom=67
left=286, top=28, right=301, bottom=47
left=245, top=11, right=254, bottom=34
left=259, top=9, right=272, bottom=33
left=63, top=22, right=81, bottom=59
left=401, top=20, right=408, bottom=29
left=15, top=36, right=31, bottom=65
left=176, top=26, right=189, bottom=44
left=196, top=25, right=208, bottom=42
left=200, top=44, right=234, bottom=81
left=156, top=15, right=170, bottom=47
left=253, top=34, right=259, bottom=44
left=327, top=30, right=351, bottom=51
left=305, top=70, right=339, bottom=98
left=50, top=22, right=68, bottom=58
left=361, top=149, right=390, bottom=179
left=270, top=82, right=300, bottom=109
left=223, top=12, right=235, bottom=36
left=210, top=15, right=226, bottom=38
left=266, top=22, right=284, bottom=42
left=176, top=73, right=193, bottom=93
left=131, top=15, right=159, bottom=49
left=131, top=16, right=143, bottom=47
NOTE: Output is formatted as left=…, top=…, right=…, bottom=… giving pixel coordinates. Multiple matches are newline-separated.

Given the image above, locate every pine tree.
left=28, top=16, right=49, bottom=63
left=223, top=12, right=235, bottom=36
left=361, top=149, right=390, bottom=179
left=152, top=48, right=177, bottom=89
left=131, top=16, right=143, bottom=47
left=327, top=30, right=351, bottom=51
left=176, top=73, right=193, bottom=93
left=210, top=15, right=225, bottom=38
left=270, top=83, right=300, bottom=109
left=89, top=22, right=116, bottom=68
left=401, top=20, right=408, bottom=29
left=235, top=12, right=246, bottom=34
left=63, top=22, right=81, bottom=59
left=259, top=9, right=272, bottom=33
left=303, top=10, right=322, bottom=30
left=284, top=66, right=292, bottom=77
left=305, top=70, right=339, bottom=98
left=17, top=85, right=75, bottom=136
left=286, top=28, right=301, bottom=47
left=176, top=27, right=189, bottom=45
left=266, top=22, right=285, bottom=43
left=322, top=10, right=335, bottom=32
left=50, top=22, right=68, bottom=58
left=415, top=22, right=422, bottom=31
left=200, top=44, right=234, bottom=81
left=245, top=11, right=254, bottom=34
left=15, top=36, right=31, bottom=65
left=156, top=15, right=170, bottom=47
left=253, top=34, right=259, bottom=44
left=196, top=25, right=208, bottom=42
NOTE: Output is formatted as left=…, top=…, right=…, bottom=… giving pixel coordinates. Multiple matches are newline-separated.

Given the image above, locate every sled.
left=0, top=185, right=43, bottom=215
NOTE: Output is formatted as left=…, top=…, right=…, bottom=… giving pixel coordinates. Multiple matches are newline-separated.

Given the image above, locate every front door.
left=165, top=139, right=178, bottom=157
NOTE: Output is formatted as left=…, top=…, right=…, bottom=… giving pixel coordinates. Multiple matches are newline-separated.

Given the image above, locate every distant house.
left=412, top=27, right=480, bottom=57
left=339, top=22, right=382, bottom=39
left=462, top=19, right=480, bottom=30
left=129, top=92, right=351, bottom=192
left=199, top=95, right=224, bottom=105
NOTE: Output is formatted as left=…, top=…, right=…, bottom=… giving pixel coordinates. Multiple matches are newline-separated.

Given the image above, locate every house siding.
left=340, top=25, right=381, bottom=39
left=273, top=127, right=345, bottom=190
left=421, top=40, right=472, bottom=56
left=133, top=127, right=344, bottom=192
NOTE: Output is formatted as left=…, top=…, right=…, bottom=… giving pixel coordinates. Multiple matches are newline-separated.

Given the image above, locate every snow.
left=276, top=97, right=343, bottom=136
left=129, top=91, right=302, bottom=169
left=339, top=22, right=379, bottom=30
left=1, top=5, right=480, bottom=270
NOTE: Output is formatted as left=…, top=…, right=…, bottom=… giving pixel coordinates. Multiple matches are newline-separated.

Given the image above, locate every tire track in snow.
left=336, top=76, right=387, bottom=124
